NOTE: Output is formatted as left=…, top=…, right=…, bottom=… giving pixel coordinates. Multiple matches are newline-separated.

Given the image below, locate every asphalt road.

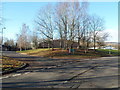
left=1, top=51, right=119, bottom=88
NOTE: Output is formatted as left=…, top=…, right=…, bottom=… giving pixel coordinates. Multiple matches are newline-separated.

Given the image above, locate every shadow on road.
left=2, top=51, right=119, bottom=88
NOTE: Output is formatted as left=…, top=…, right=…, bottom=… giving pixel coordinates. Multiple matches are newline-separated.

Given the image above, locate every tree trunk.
left=48, top=43, right=50, bottom=49
left=78, top=38, right=81, bottom=49
left=94, top=36, right=96, bottom=51
left=60, top=40, right=62, bottom=48
left=20, top=47, right=22, bottom=51
left=52, top=40, right=54, bottom=50
left=43, top=42, right=44, bottom=48
left=64, top=41, right=66, bottom=49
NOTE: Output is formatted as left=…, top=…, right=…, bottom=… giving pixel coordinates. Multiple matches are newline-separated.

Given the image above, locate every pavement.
left=1, top=51, right=119, bottom=88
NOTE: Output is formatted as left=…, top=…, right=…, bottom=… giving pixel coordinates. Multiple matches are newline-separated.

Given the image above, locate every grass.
left=96, top=49, right=120, bottom=56
left=17, top=48, right=120, bottom=59
left=16, top=48, right=50, bottom=53
left=1, top=56, right=24, bottom=72
left=17, top=48, right=64, bottom=57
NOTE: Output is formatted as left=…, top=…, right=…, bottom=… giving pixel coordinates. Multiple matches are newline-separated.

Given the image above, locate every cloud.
left=104, top=29, right=118, bottom=42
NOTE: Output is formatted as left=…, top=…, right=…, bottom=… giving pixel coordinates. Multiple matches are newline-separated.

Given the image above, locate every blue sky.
left=2, top=2, right=118, bottom=42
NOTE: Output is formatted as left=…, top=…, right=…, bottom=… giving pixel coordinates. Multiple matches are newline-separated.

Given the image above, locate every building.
left=39, top=39, right=78, bottom=48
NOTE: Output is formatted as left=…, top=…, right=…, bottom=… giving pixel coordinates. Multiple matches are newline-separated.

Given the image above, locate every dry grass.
left=1, top=56, right=24, bottom=72
left=17, top=48, right=101, bottom=59
left=17, top=48, right=119, bottom=59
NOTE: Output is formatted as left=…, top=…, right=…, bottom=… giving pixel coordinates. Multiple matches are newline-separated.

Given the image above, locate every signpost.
left=69, top=48, right=75, bottom=54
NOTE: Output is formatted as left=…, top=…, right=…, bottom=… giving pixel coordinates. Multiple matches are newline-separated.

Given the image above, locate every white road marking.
left=64, top=81, right=68, bottom=83
left=24, top=72, right=30, bottom=74
left=12, top=74, right=21, bottom=77
left=1, top=72, right=31, bottom=79
left=0, top=76, right=9, bottom=79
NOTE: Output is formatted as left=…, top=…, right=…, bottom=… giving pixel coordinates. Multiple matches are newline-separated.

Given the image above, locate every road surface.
left=1, top=51, right=119, bottom=88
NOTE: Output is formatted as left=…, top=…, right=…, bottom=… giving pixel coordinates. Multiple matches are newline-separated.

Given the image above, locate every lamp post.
left=1, top=27, right=6, bottom=45
left=0, top=27, right=6, bottom=57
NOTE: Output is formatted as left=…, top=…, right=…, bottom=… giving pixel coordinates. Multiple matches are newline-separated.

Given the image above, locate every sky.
left=2, top=2, right=118, bottom=42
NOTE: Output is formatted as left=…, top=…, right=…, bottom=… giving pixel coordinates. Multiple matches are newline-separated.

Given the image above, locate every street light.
left=1, top=27, right=6, bottom=56
left=1, top=27, right=6, bottom=53
left=1, top=27, right=6, bottom=45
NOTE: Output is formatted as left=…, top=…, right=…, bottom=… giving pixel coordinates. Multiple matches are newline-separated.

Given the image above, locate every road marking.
left=64, top=81, right=68, bottom=83
left=24, top=72, right=30, bottom=74
left=0, top=76, right=9, bottom=79
left=12, top=74, right=21, bottom=77
left=1, top=72, right=31, bottom=79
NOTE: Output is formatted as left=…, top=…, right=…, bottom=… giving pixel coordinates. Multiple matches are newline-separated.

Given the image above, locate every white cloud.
left=104, top=29, right=118, bottom=42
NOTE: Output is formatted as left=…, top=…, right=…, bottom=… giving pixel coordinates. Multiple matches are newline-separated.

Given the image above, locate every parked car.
left=101, top=46, right=117, bottom=50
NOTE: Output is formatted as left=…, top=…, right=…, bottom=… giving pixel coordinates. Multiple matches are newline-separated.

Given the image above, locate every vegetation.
left=96, top=49, right=120, bottom=56
left=1, top=56, right=24, bottom=72
left=17, top=48, right=50, bottom=53
left=14, top=1, right=108, bottom=52
left=17, top=48, right=120, bottom=59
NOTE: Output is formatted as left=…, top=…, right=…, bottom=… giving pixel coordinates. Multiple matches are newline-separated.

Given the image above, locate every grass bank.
left=16, top=48, right=50, bottom=53
left=17, top=48, right=120, bottom=59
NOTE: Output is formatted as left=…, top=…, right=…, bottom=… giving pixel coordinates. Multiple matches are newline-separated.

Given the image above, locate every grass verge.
left=17, top=48, right=120, bottom=59
left=1, top=56, right=24, bottom=72
left=96, top=49, right=120, bottom=56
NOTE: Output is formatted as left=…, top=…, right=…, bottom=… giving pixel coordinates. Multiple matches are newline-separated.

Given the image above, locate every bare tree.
left=0, top=2, right=3, bottom=26
left=54, top=5, right=64, bottom=48
left=3, top=38, right=17, bottom=50
left=55, top=2, right=82, bottom=50
left=35, top=4, right=54, bottom=49
left=76, top=2, right=89, bottom=49
left=89, top=15, right=105, bottom=50
left=16, top=24, right=29, bottom=51
left=54, top=2, right=70, bottom=49
left=67, top=2, right=80, bottom=49
left=16, top=34, right=22, bottom=51
left=96, top=32, right=109, bottom=48
left=4, top=39, right=14, bottom=46
left=31, top=31, right=39, bottom=49
left=34, top=1, right=107, bottom=52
